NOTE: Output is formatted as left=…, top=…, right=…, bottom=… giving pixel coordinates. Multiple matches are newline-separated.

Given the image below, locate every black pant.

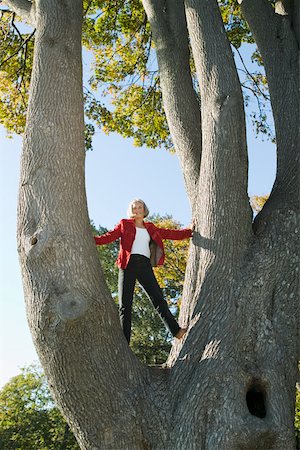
left=118, top=254, right=180, bottom=343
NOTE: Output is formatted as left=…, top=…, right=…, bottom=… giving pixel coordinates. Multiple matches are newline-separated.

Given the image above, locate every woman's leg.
left=137, top=257, right=180, bottom=337
left=118, top=261, right=137, bottom=343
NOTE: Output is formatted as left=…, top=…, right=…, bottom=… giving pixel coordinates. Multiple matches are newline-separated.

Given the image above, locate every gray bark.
left=141, top=0, right=202, bottom=207
left=3, top=0, right=35, bottom=26
left=275, top=0, right=300, bottom=45
left=11, top=0, right=299, bottom=448
left=240, top=0, right=299, bottom=215
left=15, top=0, right=157, bottom=448
left=177, top=0, right=253, bottom=333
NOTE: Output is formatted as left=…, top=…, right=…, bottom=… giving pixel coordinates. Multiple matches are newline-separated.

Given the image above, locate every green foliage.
left=82, top=0, right=173, bottom=149
left=218, top=0, right=254, bottom=48
left=0, top=12, right=33, bottom=135
left=84, top=82, right=172, bottom=150
left=0, top=1, right=273, bottom=149
left=82, top=0, right=272, bottom=150
left=0, top=365, right=79, bottom=449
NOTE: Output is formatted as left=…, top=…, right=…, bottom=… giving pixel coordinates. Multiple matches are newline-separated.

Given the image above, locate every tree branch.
left=142, top=0, right=202, bottom=206
left=240, top=0, right=299, bottom=216
left=16, top=2, right=157, bottom=446
left=2, top=0, right=35, bottom=25
left=184, top=0, right=252, bottom=253
left=11, top=11, right=23, bottom=38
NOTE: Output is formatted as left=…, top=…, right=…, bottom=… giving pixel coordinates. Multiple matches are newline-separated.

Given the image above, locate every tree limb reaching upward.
left=169, top=0, right=253, bottom=344
left=184, top=0, right=252, bottom=246
left=240, top=0, right=299, bottom=218
left=15, top=1, right=158, bottom=448
left=142, top=0, right=202, bottom=205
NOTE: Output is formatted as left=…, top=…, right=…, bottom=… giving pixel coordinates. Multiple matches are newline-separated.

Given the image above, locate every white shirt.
left=131, top=227, right=151, bottom=258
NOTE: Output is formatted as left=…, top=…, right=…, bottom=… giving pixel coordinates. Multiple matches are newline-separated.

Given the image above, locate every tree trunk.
left=15, top=1, right=159, bottom=448
left=6, top=0, right=299, bottom=448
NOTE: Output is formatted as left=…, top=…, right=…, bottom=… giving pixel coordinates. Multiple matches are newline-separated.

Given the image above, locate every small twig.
left=142, top=33, right=152, bottom=90
left=239, top=68, right=270, bottom=104
left=17, top=34, right=29, bottom=91
left=18, top=82, right=27, bottom=108
left=0, top=28, right=35, bottom=69
left=11, top=11, right=23, bottom=40
left=234, top=45, right=269, bottom=101
left=242, top=84, right=274, bottom=138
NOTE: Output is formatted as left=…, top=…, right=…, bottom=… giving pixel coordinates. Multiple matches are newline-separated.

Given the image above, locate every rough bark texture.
left=140, top=0, right=202, bottom=207
left=7, top=0, right=299, bottom=448
left=240, top=0, right=299, bottom=214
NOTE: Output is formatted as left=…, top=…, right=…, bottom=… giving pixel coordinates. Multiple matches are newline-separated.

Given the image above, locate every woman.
left=94, top=199, right=193, bottom=344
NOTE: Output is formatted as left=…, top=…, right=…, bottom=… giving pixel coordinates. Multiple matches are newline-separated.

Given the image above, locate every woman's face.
left=132, top=201, right=145, bottom=218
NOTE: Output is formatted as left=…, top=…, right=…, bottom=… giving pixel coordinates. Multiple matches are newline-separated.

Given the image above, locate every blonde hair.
left=127, top=199, right=149, bottom=218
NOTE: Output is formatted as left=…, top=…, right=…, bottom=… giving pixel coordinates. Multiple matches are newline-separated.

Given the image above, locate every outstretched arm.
left=157, top=226, right=193, bottom=241
left=94, top=222, right=122, bottom=245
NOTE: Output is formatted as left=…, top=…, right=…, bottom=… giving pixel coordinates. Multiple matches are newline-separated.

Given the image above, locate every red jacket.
left=94, top=218, right=192, bottom=269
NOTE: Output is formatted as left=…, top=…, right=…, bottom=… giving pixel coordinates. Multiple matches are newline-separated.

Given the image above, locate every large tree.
left=1, top=0, right=299, bottom=449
